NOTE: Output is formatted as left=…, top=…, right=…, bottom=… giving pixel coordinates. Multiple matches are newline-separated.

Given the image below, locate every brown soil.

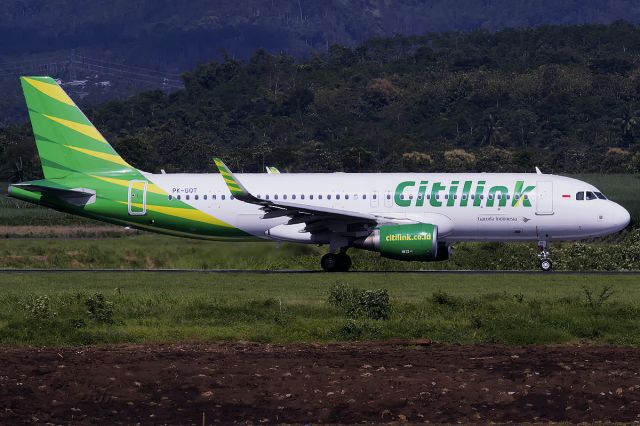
left=1, top=342, right=639, bottom=424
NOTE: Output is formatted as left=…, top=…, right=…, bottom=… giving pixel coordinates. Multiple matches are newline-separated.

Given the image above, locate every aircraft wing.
left=213, top=158, right=412, bottom=235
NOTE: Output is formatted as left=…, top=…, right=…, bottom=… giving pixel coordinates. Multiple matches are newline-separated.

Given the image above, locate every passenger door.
left=536, top=181, right=554, bottom=215
left=128, top=180, right=147, bottom=215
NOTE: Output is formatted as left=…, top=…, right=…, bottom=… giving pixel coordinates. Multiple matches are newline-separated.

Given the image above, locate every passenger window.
left=480, top=195, right=484, bottom=200
left=371, top=194, right=375, bottom=200
left=195, top=195, right=199, bottom=200
left=488, top=194, right=493, bottom=200
left=221, top=195, right=225, bottom=200
left=462, top=194, right=467, bottom=200
left=524, top=195, right=528, bottom=200
left=300, top=195, right=304, bottom=200
left=310, top=195, right=313, bottom=200
left=177, top=195, right=181, bottom=200
left=363, top=194, right=367, bottom=200
left=345, top=194, right=350, bottom=200
left=586, top=191, right=597, bottom=200
left=204, top=195, right=207, bottom=200
left=386, top=194, right=391, bottom=200
left=274, top=194, right=279, bottom=200
left=327, top=195, right=331, bottom=200
left=168, top=195, right=173, bottom=200
left=417, top=194, right=423, bottom=200
left=336, top=194, right=340, bottom=200
left=186, top=195, right=190, bottom=200
left=283, top=195, right=287, bottom=200
left=506, top=194, right=510, bottom=200
left=292, top=194, right=296, bottom=200
left=213, top=195, right=217, bottom=200
left=318, top=195, right=323, bottom=200
left=400, top=194, right=404, bottom=200
left=265, top=195, right=269, bottom=200
left=409, top=194, right=413, bottom=200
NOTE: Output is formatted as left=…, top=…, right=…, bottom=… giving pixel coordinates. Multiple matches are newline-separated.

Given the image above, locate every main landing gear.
left=321, top=252, right=352, bottom=272
left=537, top=240, right=552, bottom=272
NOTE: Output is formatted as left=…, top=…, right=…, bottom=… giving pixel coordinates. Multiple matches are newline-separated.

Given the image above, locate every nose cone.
left=610, top=203, right=631, bottom=232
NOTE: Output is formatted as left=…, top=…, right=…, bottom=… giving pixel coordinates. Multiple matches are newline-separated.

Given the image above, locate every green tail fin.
left=20, top=76, right=135, bottom=179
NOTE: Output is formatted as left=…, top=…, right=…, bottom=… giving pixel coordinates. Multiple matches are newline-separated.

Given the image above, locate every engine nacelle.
left=354, top=223, right=447, bottom=261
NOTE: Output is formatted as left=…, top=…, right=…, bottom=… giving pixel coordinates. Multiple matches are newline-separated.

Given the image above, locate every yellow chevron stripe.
left=24, top=77, right=76, bottom=106
left=91, top=175, right=167, bottom=195
left=223, top=177, right=239, bottom=185
left=45, top=114, right=108, bottom=144
left=65, top=145, right=131, bottom=168
left=119, top=202, right=233, bottom=228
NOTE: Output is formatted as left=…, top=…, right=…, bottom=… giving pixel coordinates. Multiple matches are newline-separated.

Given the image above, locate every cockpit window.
left=585, top=191, right=597, bottom=200
left=594, top=192, right=607, bottom=200
left=576, top=192, right=584, bottom=200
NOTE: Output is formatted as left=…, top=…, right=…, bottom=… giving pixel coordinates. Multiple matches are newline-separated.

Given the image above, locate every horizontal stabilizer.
left=10, top=183, right=96, bottom=206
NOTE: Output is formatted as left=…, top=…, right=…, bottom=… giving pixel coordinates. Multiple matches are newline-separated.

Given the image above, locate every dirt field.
left=1, top=343, right=639, bottom=424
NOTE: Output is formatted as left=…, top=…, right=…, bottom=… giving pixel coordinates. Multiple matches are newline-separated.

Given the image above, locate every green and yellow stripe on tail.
left=20, top=76, right=136, bottom=179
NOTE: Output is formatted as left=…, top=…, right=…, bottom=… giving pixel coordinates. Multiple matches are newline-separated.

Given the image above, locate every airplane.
left=7, top=76, right=631, bottom=272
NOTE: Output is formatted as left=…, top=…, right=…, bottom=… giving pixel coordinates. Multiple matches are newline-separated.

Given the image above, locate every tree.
left=613, top=106, right=640, bottom=148
left=480, top=114, right=503, bottom=146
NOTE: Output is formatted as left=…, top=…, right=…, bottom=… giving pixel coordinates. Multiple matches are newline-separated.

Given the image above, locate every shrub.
left=431, top=290, right=459, bottom=307
left=328, top=283, right=391, bottom=320
left=21, top=295, right=56, bottom=321
left=582, top=285, right=614, bottom=309
left=85, top=293, right=115, bottom=323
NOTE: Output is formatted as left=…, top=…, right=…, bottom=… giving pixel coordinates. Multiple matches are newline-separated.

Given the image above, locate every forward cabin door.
left=128, top=180, right=148, bottom=215
left=536, top=181, right=554, bottom=215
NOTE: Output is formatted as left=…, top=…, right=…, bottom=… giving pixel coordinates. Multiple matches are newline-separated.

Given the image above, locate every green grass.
left=0, top=272, right=638, bottom=346
left=1, top=232, right=639, bottom=270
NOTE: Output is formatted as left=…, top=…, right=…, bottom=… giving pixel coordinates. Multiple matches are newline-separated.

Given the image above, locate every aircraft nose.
left=610, top=203, right=631, bottom=232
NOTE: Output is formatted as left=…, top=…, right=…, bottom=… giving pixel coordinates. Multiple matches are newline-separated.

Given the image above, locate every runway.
left=1, top=268, right=638, bottom=274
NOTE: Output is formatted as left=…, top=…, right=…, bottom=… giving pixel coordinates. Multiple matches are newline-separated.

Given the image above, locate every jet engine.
left=354, top=223, right=450, bottom=261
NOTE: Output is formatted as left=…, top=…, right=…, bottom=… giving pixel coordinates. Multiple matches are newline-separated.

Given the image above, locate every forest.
left=3, top=22, right=640, bottom=179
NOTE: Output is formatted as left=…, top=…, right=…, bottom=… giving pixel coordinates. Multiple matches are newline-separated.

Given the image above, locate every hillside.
left=2, top=0, right=640, bottom=124
left=3, top=23, right=640, bottom=180
left=4, top=0, right=640, bottom=64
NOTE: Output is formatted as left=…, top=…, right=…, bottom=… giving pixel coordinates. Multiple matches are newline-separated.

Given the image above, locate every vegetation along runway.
left=1, top=271, right=640, bottom=423
left=1, top=271, right=639, bottom=346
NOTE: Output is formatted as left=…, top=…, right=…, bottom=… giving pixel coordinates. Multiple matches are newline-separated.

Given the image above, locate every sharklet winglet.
left=213, top=157, right=266, bottom=205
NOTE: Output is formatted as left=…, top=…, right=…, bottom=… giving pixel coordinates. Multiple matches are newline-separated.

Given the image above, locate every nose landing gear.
left=320, top=251, right=352, bottom=272
left=537, top=240, right=552, bottom=271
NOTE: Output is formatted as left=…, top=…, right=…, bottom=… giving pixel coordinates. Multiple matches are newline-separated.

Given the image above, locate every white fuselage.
left=144, top=172, right=631, bottom=243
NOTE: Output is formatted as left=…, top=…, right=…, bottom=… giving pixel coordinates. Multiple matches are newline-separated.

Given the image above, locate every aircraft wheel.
left=336, top=253, right=352, bottom=272
left=321, top=253, right=339, bottom=272
left=539, top=259, right=553, bottom=272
